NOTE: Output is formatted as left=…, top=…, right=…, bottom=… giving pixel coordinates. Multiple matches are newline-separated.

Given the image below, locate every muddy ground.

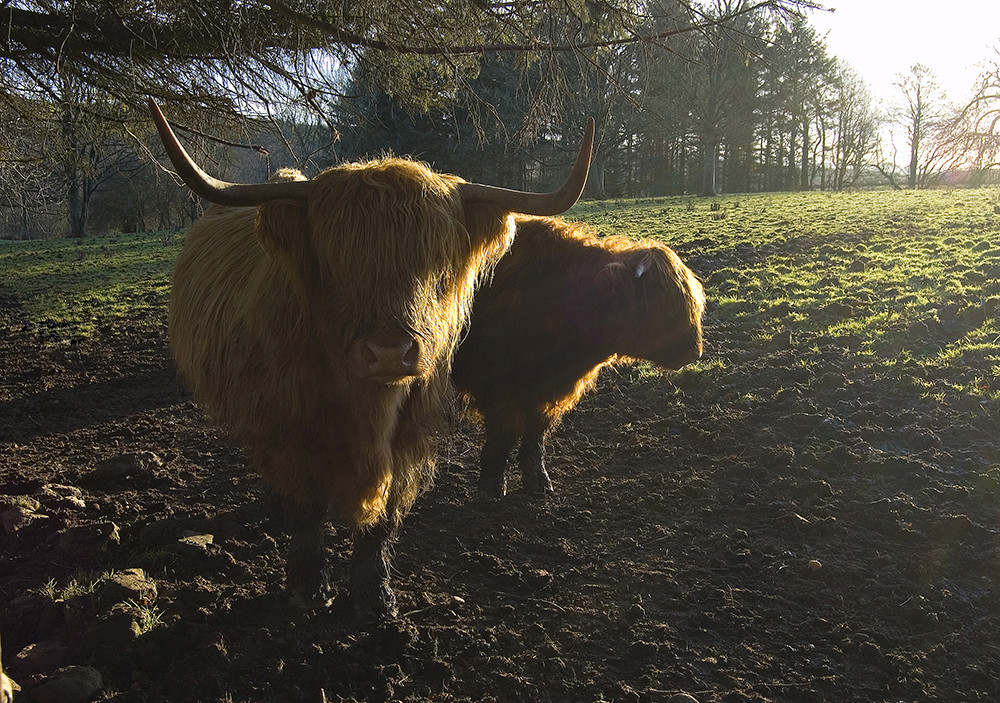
left=2, top=245, right=1000, bottom=702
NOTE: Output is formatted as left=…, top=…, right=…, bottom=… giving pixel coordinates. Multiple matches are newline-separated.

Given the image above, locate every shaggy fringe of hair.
left=170, top=158, right=514, bottom=526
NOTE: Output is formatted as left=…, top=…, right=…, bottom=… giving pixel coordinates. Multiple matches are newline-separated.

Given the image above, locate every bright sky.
left=806, top=1, right=1000, bottom=105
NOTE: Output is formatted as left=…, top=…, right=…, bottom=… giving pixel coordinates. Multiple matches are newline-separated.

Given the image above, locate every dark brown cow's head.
left=596, top=241, right=705, bottom=370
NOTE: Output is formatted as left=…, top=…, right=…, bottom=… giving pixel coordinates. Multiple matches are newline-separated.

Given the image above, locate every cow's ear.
left=255, top=168, right=311, bottom=261
left=596, top=261, right=632, bottom=297
left=632, top=251, right=656, bottom=279
left=256, top=200, right=317, bottom=303
left=257, top=201, right=311, bottom=264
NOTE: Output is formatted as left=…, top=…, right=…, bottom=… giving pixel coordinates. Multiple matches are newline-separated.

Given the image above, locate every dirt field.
left=3, top=225, right=1000, bottom=702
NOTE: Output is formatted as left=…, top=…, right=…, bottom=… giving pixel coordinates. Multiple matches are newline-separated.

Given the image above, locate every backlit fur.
left=170, top=158, right=513, bottom=526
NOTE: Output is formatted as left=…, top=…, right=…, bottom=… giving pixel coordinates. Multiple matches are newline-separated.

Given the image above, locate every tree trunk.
left=762, top=128, right=773, bottom=191
left=701, top=138, right=718, bottom=197
left=787, top=124, right=798, bottom=191
left=586, top=155, right=607, bottom=199
left=61, top=101, right=89, bottom=238
left=908, top=101, right=921, bottom=189
left=67, top=170, right=87, bottom=238
left=800, top=119, right=810, bottom=190
left=679, top=135, right=689, bottom=194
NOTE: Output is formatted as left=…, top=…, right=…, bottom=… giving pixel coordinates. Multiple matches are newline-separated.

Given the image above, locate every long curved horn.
left=148, top=98, right=312, bottom=207
left=458, top=117, right=594, bottom=216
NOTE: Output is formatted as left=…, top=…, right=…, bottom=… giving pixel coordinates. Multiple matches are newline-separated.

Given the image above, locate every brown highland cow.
left=150, top=100, right=593, bottom=620
left=452, top=215, right=705, bottom=498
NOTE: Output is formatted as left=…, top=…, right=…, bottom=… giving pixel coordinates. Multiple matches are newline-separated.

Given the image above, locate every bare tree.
left=938, top=47, right=1000, bottom=183
left=892, top=63, right=948, bottom=189
left=827, top=63, right=881, bottom=190
left=0, top=98, right=65, bottom=237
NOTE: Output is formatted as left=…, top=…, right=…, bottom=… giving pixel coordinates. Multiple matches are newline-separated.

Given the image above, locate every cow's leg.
left=518, top=412, right=554, bottom=495
left=478, top=418, right=516, bottom=498
left=349, top=518, right=398, bottom=623
left=283, top=495, right=334, bottom=609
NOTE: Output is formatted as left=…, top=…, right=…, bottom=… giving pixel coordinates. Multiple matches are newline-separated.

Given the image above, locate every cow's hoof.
left=352, top=583, right=398, bottom=625
left=521, top=468, right=553, bottom=496
left=477, top=474, right=507, bottom=499
left=286, top=567, right=334, bottom=611
left=287, top=586, right=334, bottom=611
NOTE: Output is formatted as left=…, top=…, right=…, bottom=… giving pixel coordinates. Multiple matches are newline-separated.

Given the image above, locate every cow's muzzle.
left=351, top=325, right=422, bottom=380
left=655, top=335, right=703, bottom=371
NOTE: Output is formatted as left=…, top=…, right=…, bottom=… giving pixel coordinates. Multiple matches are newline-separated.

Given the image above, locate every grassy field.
left=3, top=187, right=998, bottom=437
left=3, top=187, right=999, bottom=427
left=0, top=231, right=178, bottom=340
left=577, top=188, right=1000, bottom=403
left=5, top=188, right=999, bottom=353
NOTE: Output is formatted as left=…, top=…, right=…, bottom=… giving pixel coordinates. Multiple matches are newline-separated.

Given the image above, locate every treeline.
left=333, top=12, right=998, bottom=201
left=1, top=2, right=998, bottom=239
left=333, top=12, right=881, bottom=199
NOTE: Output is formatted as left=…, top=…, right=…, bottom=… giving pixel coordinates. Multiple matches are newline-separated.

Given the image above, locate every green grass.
left=0, top=230, right=181, bottom=339
left=29, top=571, right=165, bottom=635
left=122, top=598, right=166, bottom=634
left=32, top=570, right=117, bottom=601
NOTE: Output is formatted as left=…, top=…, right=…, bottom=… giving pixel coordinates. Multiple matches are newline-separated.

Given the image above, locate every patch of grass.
left=32, top=577, right=60, bottom=600
left=122, top=598, right=166, bottom=634
left=0, top=231, right=182, bottom=340
left=135, top=547, right=181, bottom=574
left=31, top=570, right=117, bottom=602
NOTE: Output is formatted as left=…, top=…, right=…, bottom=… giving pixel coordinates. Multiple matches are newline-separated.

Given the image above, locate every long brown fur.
left=170, top=158, right=513, bottom=526
left=453, top=214, right=705, bottom=440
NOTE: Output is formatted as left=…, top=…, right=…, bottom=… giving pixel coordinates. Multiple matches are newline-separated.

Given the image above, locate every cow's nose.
left=354, top=326, right=422, bottom=379
left=364, top=337, right=416, bottom=371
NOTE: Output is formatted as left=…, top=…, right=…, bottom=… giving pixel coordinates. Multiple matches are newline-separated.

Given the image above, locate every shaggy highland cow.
left=452, top=215, right=705, bottom=498
left=150, top=100, right=593, bottom=620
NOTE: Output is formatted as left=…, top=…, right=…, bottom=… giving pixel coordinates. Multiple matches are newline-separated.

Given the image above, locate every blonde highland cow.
left=150, top=99, right=593, bottom=620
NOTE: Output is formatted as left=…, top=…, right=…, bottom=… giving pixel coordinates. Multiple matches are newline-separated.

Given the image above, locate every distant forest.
left=2, top=0, right=999, bottom=239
